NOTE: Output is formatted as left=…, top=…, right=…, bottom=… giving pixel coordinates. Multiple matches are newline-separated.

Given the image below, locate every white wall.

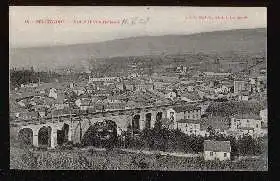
left=167, top=108, right=176, bottom=121
left=260, top=109, right=267, bottom=122
left=204, top=151, right=230, bottom=161
left=231, top=118, right=262, bottom=131
left=49, top=88, right=57, bottom=99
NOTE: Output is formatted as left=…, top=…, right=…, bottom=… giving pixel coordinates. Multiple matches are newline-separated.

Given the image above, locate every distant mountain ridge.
left=10, top=28, right=266, bottom=70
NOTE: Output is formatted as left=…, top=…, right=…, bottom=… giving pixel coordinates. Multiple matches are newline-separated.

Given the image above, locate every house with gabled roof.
left=229, top=113, right=263, bottom=137
left=204, top=140, right=231, bottom=161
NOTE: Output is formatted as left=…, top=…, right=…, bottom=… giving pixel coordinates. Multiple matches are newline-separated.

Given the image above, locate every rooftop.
left=200, top=116, right=230, bottom=131
left=234, top=114, right=262, bottom=120
left=177, top=119, right=200, bottom=124
left=204, top=140, right=231, bottom=152
left=172, top=105, right=201, bottom=113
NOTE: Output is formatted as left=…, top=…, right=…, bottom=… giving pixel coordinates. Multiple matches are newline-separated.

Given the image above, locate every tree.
left=237, top=135, right=261, bottom=156
left=207, top=126, right=216, bottom=137
left=154, top=119, right=162, bottom=132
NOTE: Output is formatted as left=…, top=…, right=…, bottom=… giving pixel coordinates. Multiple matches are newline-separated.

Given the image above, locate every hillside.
left=10, top=28, right=266, bottom=70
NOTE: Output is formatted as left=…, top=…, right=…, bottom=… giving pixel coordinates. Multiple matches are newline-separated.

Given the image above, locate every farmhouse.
left=204, top=140, right=231, bottom=161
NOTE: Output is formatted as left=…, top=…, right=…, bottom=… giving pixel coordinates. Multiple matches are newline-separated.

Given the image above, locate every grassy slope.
left=10, top=139, right=267, bottom=170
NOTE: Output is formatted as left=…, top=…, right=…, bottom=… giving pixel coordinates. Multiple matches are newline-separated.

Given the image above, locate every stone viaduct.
left=14, top=105, right=175, bottom=149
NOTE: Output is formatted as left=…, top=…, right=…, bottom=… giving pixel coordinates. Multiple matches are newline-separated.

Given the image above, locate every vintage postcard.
left=9, top=6, right=267, bottom=170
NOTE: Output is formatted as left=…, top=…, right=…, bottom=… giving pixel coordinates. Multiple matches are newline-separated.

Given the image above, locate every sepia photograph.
left=9, top=6, right=267, bottom=170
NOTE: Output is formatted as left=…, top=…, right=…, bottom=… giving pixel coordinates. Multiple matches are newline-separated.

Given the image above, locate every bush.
left=237, top=135, right=262, bottom=156
left=130, top=154, right=149, bottom=169
left=59, top=141, right=74, bottom=150
left=206, top=101, right=263, bottom=117
left=121, top=127, right=206, bottom=153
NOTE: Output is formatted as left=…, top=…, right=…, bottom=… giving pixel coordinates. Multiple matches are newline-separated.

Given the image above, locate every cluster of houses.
left=164, top=103, right=267, bottom=139
left=10, top=68, right=267, bottom=161
left=11, top=70, right=267, bottom=127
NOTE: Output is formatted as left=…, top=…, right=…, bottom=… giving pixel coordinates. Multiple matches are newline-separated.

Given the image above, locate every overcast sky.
left=9, top=6, right=266, bottom=48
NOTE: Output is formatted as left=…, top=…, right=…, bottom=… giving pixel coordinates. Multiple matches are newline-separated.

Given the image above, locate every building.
left=49, top=88, right=58, bottom=99
left=20, top=83, right=39, bottom=88
left=135, top=83, right=154, bottom=92
left=203, top=72, right=231, bottom=77
left=203, top=140, right=231, bottom=161
left=154, top=81, right=172, bottom=90
left=177, top=119, right=208, bottom=136
left=105, top=102, right=126, bottom=111
left=16, top=111, right=39, bottom=121
left=180, top=91, right=202, bottom=102
left=73, top=87, right=86, bottom=96
left=234, top=80, right=247, bottom=94
left=124, top=83, right=135, bottom=91
left=256, top=76, right=267, bottom=92
left=75, top=98, right=94, bottom=110
left=165, top=91, right=177, bottom=100
left=115, top=83, right=125, bottom=91
left=166, top=105, right=202, bottom=128
left=260, top=109, right=267, bottom=123
left=229, top=114, right=263, bottom=137
left=214, top=85, right=230, bottom=95
left=238, top=92, right=249, bottom=101
left=221, top=61, right=248, bottom=73
left=88, top=76, right=120, bottom=83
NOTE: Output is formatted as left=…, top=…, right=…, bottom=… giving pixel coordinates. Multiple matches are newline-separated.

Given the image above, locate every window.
left=256, top=124, right=258, bottom=128
left=210, top=152, right=213, bottom=156
left=224, top=153, right=227, bottom=157
left=247, top=120, right=249, bottom=123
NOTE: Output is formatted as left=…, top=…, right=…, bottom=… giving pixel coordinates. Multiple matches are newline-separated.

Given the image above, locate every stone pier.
left=32, top=128, right=39, bottom=147
left=50, top=128, right=58, bottom=148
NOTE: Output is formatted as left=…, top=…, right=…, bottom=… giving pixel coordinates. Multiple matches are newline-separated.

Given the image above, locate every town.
left=10, top=54, right=267, bottom=169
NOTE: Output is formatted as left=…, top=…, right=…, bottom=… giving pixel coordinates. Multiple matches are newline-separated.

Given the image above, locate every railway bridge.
left=14, top=101, right=202, bottom=148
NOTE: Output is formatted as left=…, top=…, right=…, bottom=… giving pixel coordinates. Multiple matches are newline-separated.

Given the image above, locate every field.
left=10, top=134, right=267, bottom=170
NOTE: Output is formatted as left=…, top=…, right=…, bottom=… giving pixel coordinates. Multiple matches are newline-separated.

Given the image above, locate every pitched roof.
left=177, top=119, right=201, bottom=124
left=234, top=114, right=262, bottom=120
left=52, top=108, right=71, bottom=116
left=180, top=91, right=202, bottom=101
left=172, top=105, right=201, bottom=113
left=239, top=127, right=255, bottom=130
left=200, top=116, right=230, bottom=131
left=204, top=140, right=231, bottom=152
